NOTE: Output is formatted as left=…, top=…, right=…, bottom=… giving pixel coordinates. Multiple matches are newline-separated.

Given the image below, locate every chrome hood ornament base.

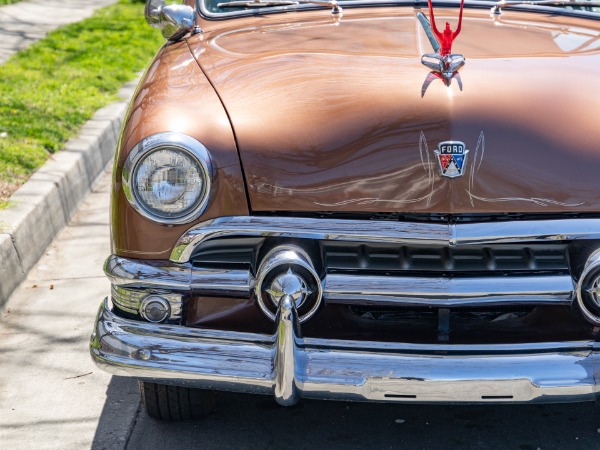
left=421, top=53, right=465, bottom=85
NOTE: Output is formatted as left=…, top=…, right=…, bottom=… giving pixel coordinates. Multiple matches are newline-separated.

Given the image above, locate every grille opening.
left=185, top=233, right=598, bottom=343
left=349, top=305, right=534, bottom=322
left=189, top=237, right=572, bottom=275
left=481, top=395, right=514, bottom=400
left=384, top=394, right=417, bottom=399
left=190, top=237, right=263, bottom=270
left=324, top=242, right=569, bottom=273
left=254, top=211, right=600, bottom=223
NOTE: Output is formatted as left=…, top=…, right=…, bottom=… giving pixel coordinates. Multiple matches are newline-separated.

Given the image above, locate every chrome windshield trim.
left=91, top=299, right=600, bottom=404
left=491, top=0, right=600, bottom=14
left=170, top=216, right=600, bottom=263
left=196, top=0, right=600, bottom=20
left=198, top=0, right=460, bottom=20
left=324, top=273, right=574, bottom=307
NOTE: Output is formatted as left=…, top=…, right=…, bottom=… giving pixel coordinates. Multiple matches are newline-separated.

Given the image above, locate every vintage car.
left=90, top=0, right=600, bottom=420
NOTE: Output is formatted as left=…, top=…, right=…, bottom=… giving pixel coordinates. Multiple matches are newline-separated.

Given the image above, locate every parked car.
left=90, top=0, right=600, bottom=420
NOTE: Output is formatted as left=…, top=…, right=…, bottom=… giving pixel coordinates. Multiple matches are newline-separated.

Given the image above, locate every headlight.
left=123, top=132, right=213, bottom=224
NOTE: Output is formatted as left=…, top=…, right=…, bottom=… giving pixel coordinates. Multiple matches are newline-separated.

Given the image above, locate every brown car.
left=90, top=0, right=600, bottom=420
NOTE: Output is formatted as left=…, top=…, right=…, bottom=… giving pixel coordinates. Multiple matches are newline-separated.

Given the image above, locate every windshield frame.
left=196, top=0, right=600, bottom=21
left=197, top=0, right=457, bottom=20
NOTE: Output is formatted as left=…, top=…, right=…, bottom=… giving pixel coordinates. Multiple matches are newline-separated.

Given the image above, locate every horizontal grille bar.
left=104, top=255, right=252, bottom=297
left=106, top=256, right=574, bottom=309
left=323, top=274, right=574, bottom=307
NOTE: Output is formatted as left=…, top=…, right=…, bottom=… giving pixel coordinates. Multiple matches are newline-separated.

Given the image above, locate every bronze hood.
left=192, top=6, right=600, bottom=214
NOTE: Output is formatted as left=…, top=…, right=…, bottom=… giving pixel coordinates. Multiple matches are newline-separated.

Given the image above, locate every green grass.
left=0, top=0, right=22, bottom=5
left=0, top=0, right=163, bottom=199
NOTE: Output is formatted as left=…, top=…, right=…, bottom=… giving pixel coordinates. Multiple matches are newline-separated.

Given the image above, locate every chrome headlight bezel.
left=122, top=132, right=214, bottom=225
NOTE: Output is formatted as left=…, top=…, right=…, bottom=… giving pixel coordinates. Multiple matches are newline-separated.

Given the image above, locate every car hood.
left=191, top=7, right=600, bottom=214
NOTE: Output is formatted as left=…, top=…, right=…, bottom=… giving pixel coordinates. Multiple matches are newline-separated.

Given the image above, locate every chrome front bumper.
left=90, top=298, right=600, bottom=405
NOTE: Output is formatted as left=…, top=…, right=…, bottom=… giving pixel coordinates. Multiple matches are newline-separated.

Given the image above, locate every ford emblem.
left=434, top=141, right=469, bottom=178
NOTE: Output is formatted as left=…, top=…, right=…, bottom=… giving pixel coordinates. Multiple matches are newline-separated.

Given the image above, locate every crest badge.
left=434, top=141, right=469, bottom=178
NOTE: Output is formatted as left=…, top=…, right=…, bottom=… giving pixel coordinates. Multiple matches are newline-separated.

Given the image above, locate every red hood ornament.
left=417, top=0, right=466, bottom=94
left=429, top=0, right=464, bottom=57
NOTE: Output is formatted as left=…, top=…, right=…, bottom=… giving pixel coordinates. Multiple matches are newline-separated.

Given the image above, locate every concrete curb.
left=0, top=80, right=137, bottom=307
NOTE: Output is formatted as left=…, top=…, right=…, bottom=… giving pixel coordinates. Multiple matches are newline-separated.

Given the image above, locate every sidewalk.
left=0, top=167, right=140, bottom=450
left=0, top=0, right=117, bottom=65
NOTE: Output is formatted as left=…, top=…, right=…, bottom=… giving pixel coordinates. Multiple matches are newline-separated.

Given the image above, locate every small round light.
left=140, top=296, right=171, bottom=323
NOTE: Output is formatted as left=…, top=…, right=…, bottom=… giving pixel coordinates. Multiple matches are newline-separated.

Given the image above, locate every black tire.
left=139, top=381, right=217, bottom=421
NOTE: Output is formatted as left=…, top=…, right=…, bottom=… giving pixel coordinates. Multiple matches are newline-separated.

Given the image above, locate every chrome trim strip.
left=105, top=255, right=192, bottom=290
left=171, top=216, right=447, bottom=262
left=191, top=267, right=254, bottom=296
left=104, top=255, right=252, bottom=296
left=91, top=299, right=600, bottom=404
left=324, top=274, right=575, bottom=307
left=170, top=216, right=600, bottom=263
left=299, top=336, right=593, bottom=353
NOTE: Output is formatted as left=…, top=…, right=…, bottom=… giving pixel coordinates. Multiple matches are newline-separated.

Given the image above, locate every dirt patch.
left=0, top=180, right=20, bottom=204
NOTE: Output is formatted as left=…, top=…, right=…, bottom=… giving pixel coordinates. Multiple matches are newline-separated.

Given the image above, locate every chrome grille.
left=176, top=216, right=600, bottom=319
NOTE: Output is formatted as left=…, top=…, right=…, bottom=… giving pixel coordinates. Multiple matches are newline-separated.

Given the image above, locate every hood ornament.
left=418, top=0, right=466, bottom=92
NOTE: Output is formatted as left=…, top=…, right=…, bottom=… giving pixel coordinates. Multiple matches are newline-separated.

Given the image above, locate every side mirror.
left=145, top=0, right=196, bottom=41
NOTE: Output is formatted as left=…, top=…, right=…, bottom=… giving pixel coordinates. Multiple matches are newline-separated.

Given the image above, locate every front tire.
left=139, top=381, right=217, bottom=420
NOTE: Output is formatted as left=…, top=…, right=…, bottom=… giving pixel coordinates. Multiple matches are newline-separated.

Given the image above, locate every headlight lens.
left=123, top=133, right=213, bottom=224
left=135, top=148, right=204, bottom=218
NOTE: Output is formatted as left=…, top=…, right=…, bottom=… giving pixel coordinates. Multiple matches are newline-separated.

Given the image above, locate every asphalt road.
left=1, top=168, right=600, bottom=449
left=126, top=392, right=600, bottom=450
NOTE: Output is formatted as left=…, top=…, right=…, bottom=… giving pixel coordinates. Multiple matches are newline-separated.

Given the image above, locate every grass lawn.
left=0, top=0, right=163, bottom=206
left=0, top=0, right=21, bottom=5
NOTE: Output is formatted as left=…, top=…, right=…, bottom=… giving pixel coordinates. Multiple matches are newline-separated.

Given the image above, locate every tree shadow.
left=91, top=376, right=140, bottom=450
